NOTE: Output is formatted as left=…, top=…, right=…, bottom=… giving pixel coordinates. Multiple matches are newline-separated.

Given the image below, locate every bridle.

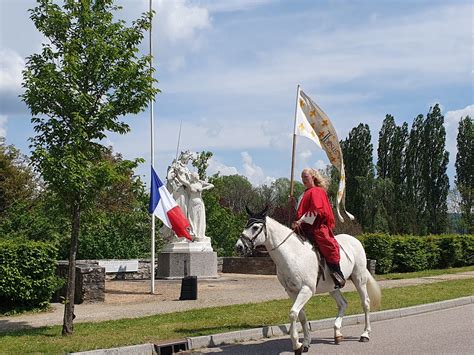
left=239, top=217, right=295, bottom=254
left=239, top=217, right=267, bottom=252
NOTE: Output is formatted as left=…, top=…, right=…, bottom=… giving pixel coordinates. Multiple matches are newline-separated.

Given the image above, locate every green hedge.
left=0, top=240, right=61, bottom=311
left=358, top=234, right=474, bottom=274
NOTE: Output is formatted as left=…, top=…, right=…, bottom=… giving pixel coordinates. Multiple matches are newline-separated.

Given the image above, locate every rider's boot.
left=327, top=263, right=346, bottom=289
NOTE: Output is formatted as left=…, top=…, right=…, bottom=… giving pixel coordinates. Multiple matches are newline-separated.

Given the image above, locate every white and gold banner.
left=294, top=87, right=354, bottom=222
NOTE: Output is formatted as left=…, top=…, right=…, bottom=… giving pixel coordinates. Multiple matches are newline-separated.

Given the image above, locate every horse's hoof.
left=359, top=336, right=370, bottom=342
left=303, top=345, right=309, bottom=352
left=335, top=336, right=343, bottom=344
left=294, top=345, right=303, bottom=355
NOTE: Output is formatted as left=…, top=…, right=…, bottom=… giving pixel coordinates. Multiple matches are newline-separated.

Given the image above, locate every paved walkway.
left=1, top=271, right=473, bottom=333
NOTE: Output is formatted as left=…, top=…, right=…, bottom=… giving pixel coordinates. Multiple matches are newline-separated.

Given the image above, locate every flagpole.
left=149, top=0, right=155, bottom=295
left=289, top=84, right=300, bottom=198
left=288, top=84, right=299, bottom=225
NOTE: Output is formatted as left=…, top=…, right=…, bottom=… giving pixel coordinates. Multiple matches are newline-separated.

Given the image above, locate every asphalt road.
left=196, top=303, right=474, bottom=354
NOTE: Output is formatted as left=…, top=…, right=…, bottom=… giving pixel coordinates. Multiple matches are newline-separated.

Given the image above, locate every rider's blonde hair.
left=302, top=168, right=329, bottom=191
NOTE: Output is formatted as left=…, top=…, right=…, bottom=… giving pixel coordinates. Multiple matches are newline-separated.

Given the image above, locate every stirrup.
left=331, top=272, right=346, bottom=289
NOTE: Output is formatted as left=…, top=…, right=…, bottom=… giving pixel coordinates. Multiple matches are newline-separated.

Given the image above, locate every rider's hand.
left=292, top=220, right=302, bottom=233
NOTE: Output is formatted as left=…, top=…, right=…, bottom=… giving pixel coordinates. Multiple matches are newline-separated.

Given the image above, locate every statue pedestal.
left=156, top=239, right=218, bottom=279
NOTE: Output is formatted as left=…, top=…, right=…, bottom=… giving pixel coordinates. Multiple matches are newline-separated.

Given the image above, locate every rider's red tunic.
left=296, top=186, right=340, bottom=264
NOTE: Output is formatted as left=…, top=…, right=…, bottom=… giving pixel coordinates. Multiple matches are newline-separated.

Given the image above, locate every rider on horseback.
left=292, top=168, right=346, bottom=289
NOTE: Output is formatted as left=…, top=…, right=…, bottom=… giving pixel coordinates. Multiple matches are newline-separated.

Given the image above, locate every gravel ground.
left=0, top=271, right=473, bottom=332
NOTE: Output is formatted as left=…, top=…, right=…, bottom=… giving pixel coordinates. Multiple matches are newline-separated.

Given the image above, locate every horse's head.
left=235, top=205, right=269, bottom=256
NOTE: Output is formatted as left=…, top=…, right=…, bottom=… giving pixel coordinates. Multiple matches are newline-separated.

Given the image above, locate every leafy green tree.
left=0, top=139, right=40, bottom=214
left=455, top=115, right=473, bottom=233
left=341, top=123, right=375, bottom=230
left=404, top=114, right=428, bottom=234
left=376, top=115, right=409, bottom=233
left=192, top=151, right=213, bottom=180
left=423, top=104, right=449, bottom=234
left=204, top=175, right=249, bottom=256
left=21, top=0, right=157, bottom=334
left=209, top=174, right=255, bottom=214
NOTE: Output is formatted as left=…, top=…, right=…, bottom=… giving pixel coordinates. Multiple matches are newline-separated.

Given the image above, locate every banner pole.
left=289, top=84, right=300, bottom=198
left=288, top=85, right=300, bottom=225
left=149, top=0, right=155, bottom=295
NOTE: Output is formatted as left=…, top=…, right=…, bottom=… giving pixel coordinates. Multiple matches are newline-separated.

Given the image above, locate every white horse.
left=235, top=207, right=381, bottom=354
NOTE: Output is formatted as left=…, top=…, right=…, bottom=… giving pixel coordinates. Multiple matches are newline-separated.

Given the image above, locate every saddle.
left=296, top=231, right=327, bottom=285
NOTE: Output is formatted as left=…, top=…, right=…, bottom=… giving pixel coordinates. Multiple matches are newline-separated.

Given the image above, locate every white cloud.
left=152, top=0, right=211, bottom=71
left=0, top=49, right=24, bottom=93
left=241, top=151, right=274, bottom=186
left=203, top=0, right=273, bottom=13
left=313, top=159, right=327, bottom=171
left=155, top=0, right=210, bottom=43
left=167, top=3, right=470, bottom=96
left=207, top=156, right=239, bottom=176
left=0, top=115, right=7, bottom=137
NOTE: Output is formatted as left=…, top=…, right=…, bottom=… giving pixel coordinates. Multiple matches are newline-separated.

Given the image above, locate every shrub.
left=0, top=240, right=61, bottom=312
left=436, top=236, right=464, bottom=268
left=392, top=237, right=429, bottom=272
left=76, top=209, right=152, bottom=260
left=358, top=234, right=393, bottom=274
left=358, top=233, right=473, bottom=274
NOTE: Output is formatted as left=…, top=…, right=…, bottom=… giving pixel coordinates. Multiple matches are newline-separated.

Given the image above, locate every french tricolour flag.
left=149, top=166, right=192, bottom=240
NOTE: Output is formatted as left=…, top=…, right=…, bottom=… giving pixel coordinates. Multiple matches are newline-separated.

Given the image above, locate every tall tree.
left=376, top=115, right=409, bottom=233
left=341, top=123, right=374, bottom=230
left=455, top=115, right=473, bottom=233
left=423, top=104, right=449, bottom=234
left=0, top=139, right=40, bottom=214
left=404, top=114, right=428, bottom=234
left=21, top=0, right=157, bottom=334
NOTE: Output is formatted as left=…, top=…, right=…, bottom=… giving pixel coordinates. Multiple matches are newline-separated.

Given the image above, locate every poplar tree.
left=404, top=114, right=427, bottom=234
left=341, top=123, right=374, bottom=230
left=423, top=104, right=449, bottom=234
left=376, top=115, right=408, bottom=233
left=455, top=115, right=473, bottom=233
left=21, top=0, right=157, bottom=334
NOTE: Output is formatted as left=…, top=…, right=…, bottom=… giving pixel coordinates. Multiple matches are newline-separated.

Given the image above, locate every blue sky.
left=0, top=0, right=472, bottom=187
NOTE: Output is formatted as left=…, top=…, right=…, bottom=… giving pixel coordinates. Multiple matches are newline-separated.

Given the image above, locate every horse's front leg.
left=288, top=286, right=313, bottom=354
left=298, top=308, right=311, bottom=352
left=330, top=289, right=348, bottom=344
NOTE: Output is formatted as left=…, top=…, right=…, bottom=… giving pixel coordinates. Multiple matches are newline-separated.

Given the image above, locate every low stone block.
left=156, top=251, right=218, bottom=279
left=187, top=335, right=212, bottom=350
left=54, top=262, right=105, bottom=304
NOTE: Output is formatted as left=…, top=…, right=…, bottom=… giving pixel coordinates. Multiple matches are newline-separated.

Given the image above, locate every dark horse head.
left=235, top=205, right=269, bottom=256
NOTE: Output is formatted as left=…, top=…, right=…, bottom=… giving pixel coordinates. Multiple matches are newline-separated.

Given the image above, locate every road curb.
left=185, top=296, right=474, bottom=351
left=70, top=296, right=473, bottom=354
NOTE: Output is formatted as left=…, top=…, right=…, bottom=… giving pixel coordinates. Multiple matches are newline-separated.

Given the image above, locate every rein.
left=240, top=218, right=295, bottom=254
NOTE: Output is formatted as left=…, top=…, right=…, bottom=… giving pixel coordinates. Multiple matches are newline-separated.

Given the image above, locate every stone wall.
left=54, top=261, right=105, bottom=304
left=220, top=256, right=277, bottom=275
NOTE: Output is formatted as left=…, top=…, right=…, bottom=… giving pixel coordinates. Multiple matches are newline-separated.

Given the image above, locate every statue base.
left=161, top=238, right=213, bottom=253
left=156, top=239, right=217, bottom=279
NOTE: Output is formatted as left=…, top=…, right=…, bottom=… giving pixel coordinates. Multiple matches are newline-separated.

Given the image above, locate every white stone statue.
left=177, top=171, right=214, bottom=241
left=160, top=151, right=194, bottom=243
left=160, top=151, right=214, bottom=246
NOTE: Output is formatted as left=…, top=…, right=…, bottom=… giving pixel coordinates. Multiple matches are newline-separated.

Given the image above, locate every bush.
left=436, top=236, right=464, bottom=268
left=392, top=237, right=429, bottom=272
left=0, top=240, right=61, bottom=312
left=359, top=234, right=393, bottom=273
left=75, top=209, right=151, bottom=260
left=358, top=233, right=474, bottom=274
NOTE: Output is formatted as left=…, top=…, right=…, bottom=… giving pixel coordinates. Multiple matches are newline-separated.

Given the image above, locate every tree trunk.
left=62, top=202, right=81, bottom=335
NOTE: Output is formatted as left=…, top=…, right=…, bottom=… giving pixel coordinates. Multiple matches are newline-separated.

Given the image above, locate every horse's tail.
left=366, top=270, right=382, bottom=310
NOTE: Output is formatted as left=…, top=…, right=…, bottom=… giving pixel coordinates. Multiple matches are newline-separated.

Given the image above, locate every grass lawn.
left=0, top=277, right=473, bottom=354
left=375, top=265, right=474, bottom=280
